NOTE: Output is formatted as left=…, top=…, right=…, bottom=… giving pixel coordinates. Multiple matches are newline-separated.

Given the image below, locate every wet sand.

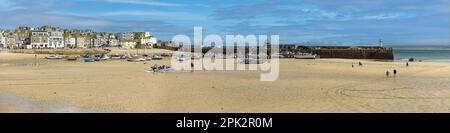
left=1, top=51, right=450, bottom=113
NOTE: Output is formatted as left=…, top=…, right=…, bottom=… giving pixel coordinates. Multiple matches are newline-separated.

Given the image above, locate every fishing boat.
left=111, top=54, right=122, bottom=59
left=66, top=56, right=78, bottom=61
left=127, top=56, right=146, bottom=62
left=97, top=54, right=109, bottom=60
left=240, top=58, right=267, bottom=64
left=45, top=55, right=64, bottom=59
left=120, top=54, right=130, bottom=59
left=84, top=58, right=95, bottom=62
left=151, top=55, right=163, bottom=60
left=294, top=53, right=317, bottom=59
left=149, top=65, right=175, bottom=73
left=80, top=54, right=92, bottom=58
left=177, top=55, right=187, bottom=61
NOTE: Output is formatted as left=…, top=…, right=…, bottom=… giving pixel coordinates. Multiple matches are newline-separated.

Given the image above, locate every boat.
left=120, top=54, right=130, bottom=59
left=111, top=54, right=122, bottom=59
left=45, top=55, right=64, bottom=59
left=149, top=65, right=175, bottom=73
left=177, top=55, right=187, bottom=61
left=145, top=56, right=152, bottom=61
left=97, top=54, right=109, bottom=60
left=294, top=53, right=317, bottom=59
left=240, top=58, right=267, bottom=64
left=84, top=58, right=95, bottom=62
left=127, top=56, right=146, bottom=62
left=67, top=56, right=79, bottom=61
left=80, top=54, right=92, bottom=58
left=152, top=55, right=163, bottom=60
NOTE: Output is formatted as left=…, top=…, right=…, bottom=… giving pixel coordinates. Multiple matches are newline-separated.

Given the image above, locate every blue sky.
left=0, top=0, right=448, bottom=45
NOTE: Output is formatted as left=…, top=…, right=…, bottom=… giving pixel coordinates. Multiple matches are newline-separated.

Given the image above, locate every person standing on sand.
left=386, top=70, right=390, bottom=78
left=352, top=63, right=354, bottom=68
left=406, top=62, right=409, bottom=67
left=191, top=62, right=194, bottom=72
left=393, top=69, right=397, bottom=77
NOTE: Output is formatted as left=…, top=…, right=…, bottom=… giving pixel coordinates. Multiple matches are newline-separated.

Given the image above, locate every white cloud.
left=103, top=10, right=189, bottom=17
left=105, top=0, right=184, bottom=7
left=0, top=0, right=24, bottom=11
left=101, top=10, right=207, bottom=20
left=359, top=13, right=414, bottom=20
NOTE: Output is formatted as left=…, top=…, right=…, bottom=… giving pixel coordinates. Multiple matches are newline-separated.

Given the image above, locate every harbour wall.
left=305, top=48, right=394, bottom=60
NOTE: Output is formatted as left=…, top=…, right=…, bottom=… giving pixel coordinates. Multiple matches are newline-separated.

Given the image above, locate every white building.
left=49, top=31, right=64, bottom=49
left=31, top=31, right=49, bottom=49
left=138, top=37, right=157, bottom=47
left=0, top=32, right=5, bottom=48
left=65, top=37, right=76, bottom=48
left=119, top=40, right=136, bottom=49
left=117, top=32, right=134, bottom=41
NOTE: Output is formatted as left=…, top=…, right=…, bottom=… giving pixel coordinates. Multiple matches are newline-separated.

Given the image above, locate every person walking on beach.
left=406, top=62, right=409, bottom=67
left=352, top=63, right=354, bottom=68
left=393, top=69, right=397, bottom=77
left=191, top=62, right=194, bottom=72
left=386, top=70, right=390, bottom=78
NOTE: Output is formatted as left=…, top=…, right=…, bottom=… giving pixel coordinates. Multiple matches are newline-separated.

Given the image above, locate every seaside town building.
left=118, top=32, right=134, bottom=41
left=5, top=32, right=18, bottom=49
left=48, top=31, right=64, bottom=49
left=64, top=32, right=76, bottom=48
left=119, top=40, right=137, bottom=49
left=0, top=26, right=157, bottom=49
left=134, top=32, right=157, bottom=48
left=0, top=30, right=5, bottom=48
left=30, top=31, right=50, bottom=49
left=107, top=33, right=119, bottom=47
left=15, top=27, right=32, bottom=49
left=75, top=35, right=87, bottom=48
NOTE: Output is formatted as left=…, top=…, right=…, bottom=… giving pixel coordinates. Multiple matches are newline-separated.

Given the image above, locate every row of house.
left=0, top=26, right=157, bottom=49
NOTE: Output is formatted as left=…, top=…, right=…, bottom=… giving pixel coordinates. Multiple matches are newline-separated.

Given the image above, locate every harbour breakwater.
left=178, top=45, right=394, bottom=60
left=278, top=45, right=394, bottom=60
left=306, top=47, right=394, bottom=60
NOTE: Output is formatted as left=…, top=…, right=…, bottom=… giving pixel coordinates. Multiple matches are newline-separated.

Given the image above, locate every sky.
left=0, top=0, right=448, bottom=45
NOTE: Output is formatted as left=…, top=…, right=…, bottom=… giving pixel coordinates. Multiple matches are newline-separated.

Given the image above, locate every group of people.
left=386, top=69, right=398, bottom=78
left=351, top=61, right=364, bottom=68
left=353, top=61, right=410, bottom=78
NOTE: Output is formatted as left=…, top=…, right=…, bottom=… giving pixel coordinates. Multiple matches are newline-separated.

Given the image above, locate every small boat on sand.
left=111, top=54, right=122, bottom=59
left=152, top=55, right=163, bottom=60
left=294, top=53, right=317, bottom=59
left=84, top=58, right=95, bottom=62
left=67, top=56, right=79, bottom=61
left=45, top=55, right=64, bottom=59
left=177, top=55, right=187, bottom=61
left=97, top=54, right=109, bottom=60
left=240, top=58, right=267, bottom=64
left=149, top=65, right=175, bottom=73
left=127, top=56, right=146, bottom=62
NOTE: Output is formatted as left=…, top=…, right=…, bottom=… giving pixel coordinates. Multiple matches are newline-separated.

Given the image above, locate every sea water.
left=394, top=49, right=450, bottom=62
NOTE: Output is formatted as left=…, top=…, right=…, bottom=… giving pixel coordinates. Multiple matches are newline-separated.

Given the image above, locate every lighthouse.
left=379, top=38, right=384, bottom=47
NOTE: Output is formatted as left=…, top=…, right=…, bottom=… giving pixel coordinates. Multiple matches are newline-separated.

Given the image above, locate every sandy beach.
left=1, top=50, right=450, bottom=113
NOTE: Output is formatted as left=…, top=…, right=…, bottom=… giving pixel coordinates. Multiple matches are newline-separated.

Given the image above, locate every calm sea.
left=394, top=49, right=450, bottom=62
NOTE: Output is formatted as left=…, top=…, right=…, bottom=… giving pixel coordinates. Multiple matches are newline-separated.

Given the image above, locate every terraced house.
left=30, top=31, right=49, bottom=49
left=49, top=31, right=64, bottom=49
left=0, top=30, right=5, bottom=48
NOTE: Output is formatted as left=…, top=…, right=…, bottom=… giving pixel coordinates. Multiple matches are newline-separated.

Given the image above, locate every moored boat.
left=294, top=53, right=317, bottom=59
left=45, top=55, right=64, bottom=59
